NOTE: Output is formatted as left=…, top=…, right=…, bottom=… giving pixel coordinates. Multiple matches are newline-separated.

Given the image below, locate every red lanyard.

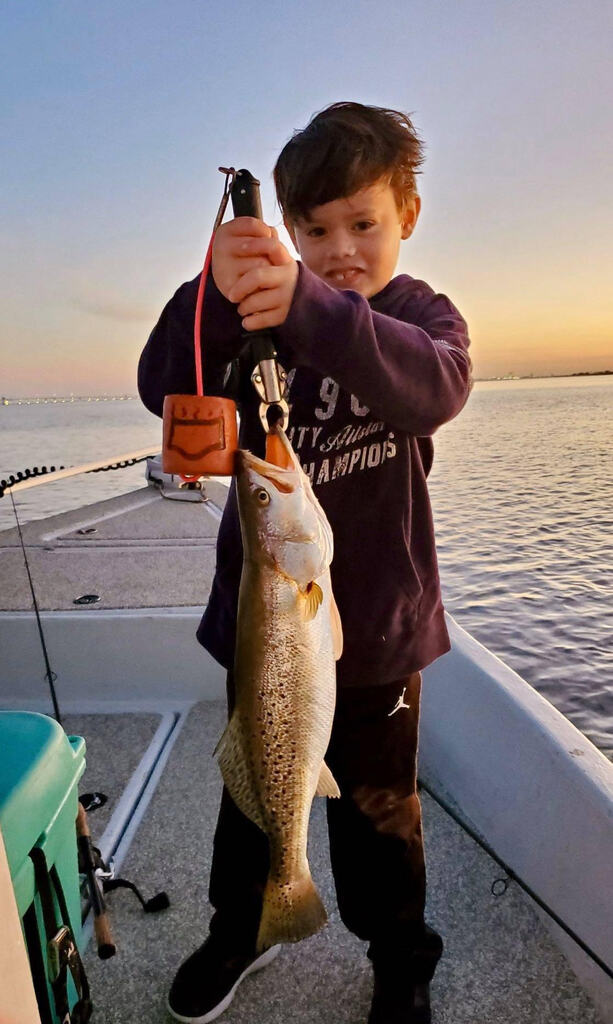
left=193, top=168, right=236, bottom=396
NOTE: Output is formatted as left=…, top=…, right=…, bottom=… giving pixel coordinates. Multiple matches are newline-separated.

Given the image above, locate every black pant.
left=208, top=672, right=443, bottom=983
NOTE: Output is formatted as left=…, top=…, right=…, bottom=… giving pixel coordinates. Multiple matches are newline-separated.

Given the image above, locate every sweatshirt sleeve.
left=277, top=263, right=472, bottom=436
left=137, top=272, right=243, bottom=418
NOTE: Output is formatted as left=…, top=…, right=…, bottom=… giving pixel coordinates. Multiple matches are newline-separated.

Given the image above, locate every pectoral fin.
left=316, top=759, right=340, bottom=798
left=302, top=581, right=323, bottom=620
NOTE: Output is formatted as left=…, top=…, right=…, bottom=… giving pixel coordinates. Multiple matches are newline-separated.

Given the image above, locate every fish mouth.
left=237, top=429, right=300, bottom=493
left=237, top=447, right=319, bottom=544
left=237, top=429, right=334, bottom=567
left=238, top=454, right=297, bottom=494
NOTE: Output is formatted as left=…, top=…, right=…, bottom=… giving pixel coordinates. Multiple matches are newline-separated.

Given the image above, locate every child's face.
left=285, top=180, right=420, bottom=299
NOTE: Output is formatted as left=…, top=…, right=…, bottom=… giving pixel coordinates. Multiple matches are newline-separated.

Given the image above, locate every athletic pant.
left=208, top=671, right=443, bottom=982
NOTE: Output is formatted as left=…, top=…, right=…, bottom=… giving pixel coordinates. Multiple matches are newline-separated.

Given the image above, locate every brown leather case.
left=162, top=394, right=238, bottom=477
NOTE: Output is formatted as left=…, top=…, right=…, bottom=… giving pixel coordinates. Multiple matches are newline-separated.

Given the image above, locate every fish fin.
left=256, top=867, right=327, bottom=952
left=301, top=581, right=323, bottom=620
left=329, top=591, right=344, bottom=660
left=315, top=759, right=340, bottom=798
left=214, top=714, right=267, bottom=832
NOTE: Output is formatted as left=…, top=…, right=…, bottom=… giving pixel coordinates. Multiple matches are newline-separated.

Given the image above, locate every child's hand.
left=212, top=217, right=298, bottom=330
left=230, top=249, right=299, bottom=331
left=212, top=218, right=274, bottom=299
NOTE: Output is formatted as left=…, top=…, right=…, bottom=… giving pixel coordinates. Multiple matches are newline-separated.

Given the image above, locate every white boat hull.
left=419, top=617, right=613, bottom=1018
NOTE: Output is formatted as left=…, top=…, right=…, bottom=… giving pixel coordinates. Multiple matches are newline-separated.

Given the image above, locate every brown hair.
left=273, top=101, right=425, bottom=222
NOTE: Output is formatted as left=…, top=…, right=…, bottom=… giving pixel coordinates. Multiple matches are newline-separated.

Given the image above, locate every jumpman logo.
left=388, top=687, right=411, bottom=716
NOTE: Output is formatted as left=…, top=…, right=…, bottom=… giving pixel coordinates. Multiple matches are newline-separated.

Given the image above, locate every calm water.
left=0, top=398, right=162, bottom=530
left=1, top=379, right=611, bottom=758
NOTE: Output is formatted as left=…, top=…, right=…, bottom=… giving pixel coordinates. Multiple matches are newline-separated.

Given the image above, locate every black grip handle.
left=230, top=169, right=263, bottom=219
left=229, top=169, right=276, bottom=363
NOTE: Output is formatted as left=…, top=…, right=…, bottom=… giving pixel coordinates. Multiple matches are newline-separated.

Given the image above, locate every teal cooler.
left=0, top=711, right=86, bottom=1023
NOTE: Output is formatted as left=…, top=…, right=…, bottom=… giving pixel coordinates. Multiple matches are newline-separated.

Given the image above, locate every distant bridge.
left=1, top=395, right=137, bottom=406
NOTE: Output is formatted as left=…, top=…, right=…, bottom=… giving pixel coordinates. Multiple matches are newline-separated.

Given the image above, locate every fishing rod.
left=9, top=490, right=62, bottom=723
left=8, top=488, right=117, bottom=962
left=7, top=484, right=169, bottom=968
left=0, top=446, right=160, bottom=499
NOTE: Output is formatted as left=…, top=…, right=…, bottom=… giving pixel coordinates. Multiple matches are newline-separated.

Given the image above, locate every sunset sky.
left=2, top=0, right=611, bottom=395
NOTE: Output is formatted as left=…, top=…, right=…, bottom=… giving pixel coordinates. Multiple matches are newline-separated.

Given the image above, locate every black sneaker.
left=167, top=937, right=281, bottom=1023
left=368, top=974, right=432, bottom=1024
left=367, top=926, right=442, bottom=1023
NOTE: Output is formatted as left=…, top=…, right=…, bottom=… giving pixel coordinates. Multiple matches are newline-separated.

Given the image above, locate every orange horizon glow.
left=2, top=4, right=611, bottom=398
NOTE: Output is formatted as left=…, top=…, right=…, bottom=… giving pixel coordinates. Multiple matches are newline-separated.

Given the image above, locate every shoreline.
left=2, top=371, right=613, bottom=404
left=474, top=370, right=612, bottom=383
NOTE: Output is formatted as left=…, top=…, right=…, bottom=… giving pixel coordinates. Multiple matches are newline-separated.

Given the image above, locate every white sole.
left=167, top=944, right=281, bottom=1023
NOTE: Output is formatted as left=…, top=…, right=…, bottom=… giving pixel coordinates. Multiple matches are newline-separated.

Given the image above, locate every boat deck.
left=72, top=706, right=603, bottom=1024
left=1, top=479, right=608, bottom=1021
left=1, top=481, right=228, bottom=612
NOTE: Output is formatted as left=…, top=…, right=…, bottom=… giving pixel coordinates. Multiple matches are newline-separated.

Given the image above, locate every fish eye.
left=255, top=488, right=270, bottom=505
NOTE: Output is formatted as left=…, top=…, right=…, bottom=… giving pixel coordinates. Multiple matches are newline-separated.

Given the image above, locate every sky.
left=1, top=0, right=612, bottom=395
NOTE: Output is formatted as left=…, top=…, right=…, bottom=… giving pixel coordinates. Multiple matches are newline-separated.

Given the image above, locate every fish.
left=214, top=426, right=343, bottom=952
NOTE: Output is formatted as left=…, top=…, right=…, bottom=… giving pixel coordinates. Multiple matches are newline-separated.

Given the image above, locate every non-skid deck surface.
left=63, top=712, right=163, bottom=837
left=0, top=485, right=227, bottom=611
left=82, top=702, right=604, bottom=1024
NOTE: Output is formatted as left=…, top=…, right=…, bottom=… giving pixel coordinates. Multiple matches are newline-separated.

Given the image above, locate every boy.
left=138, top=102, right=472, bottom=1024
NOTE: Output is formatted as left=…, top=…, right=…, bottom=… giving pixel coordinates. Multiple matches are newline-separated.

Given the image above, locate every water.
left=1, top=379, right=611, bottom=758
left=430, top=377, right=612, bottom=759
left=0, top=398, right=162, bottom=528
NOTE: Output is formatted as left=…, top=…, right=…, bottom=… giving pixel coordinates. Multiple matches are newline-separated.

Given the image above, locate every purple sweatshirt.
left=138, top=262, right=472, bottom=686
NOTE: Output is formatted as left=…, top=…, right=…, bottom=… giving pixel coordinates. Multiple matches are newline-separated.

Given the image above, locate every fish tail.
left=256, top=868, right=327, bottom=952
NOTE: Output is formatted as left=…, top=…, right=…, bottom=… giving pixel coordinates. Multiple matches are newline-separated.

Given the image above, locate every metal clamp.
left=251, top=360, right=290, bottom=433
left=213, top=167, right=237, bottom=231
left=47, top=925, right=77, bottom=983
left=94, top=855, right=116, bottom=883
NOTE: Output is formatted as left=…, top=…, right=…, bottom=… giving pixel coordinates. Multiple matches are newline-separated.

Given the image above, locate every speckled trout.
left=215, top=427, right=343, bottom=952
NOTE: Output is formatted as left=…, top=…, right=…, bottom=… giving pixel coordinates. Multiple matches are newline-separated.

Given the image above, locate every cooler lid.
left=0, top=712, right=85, bottom=875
